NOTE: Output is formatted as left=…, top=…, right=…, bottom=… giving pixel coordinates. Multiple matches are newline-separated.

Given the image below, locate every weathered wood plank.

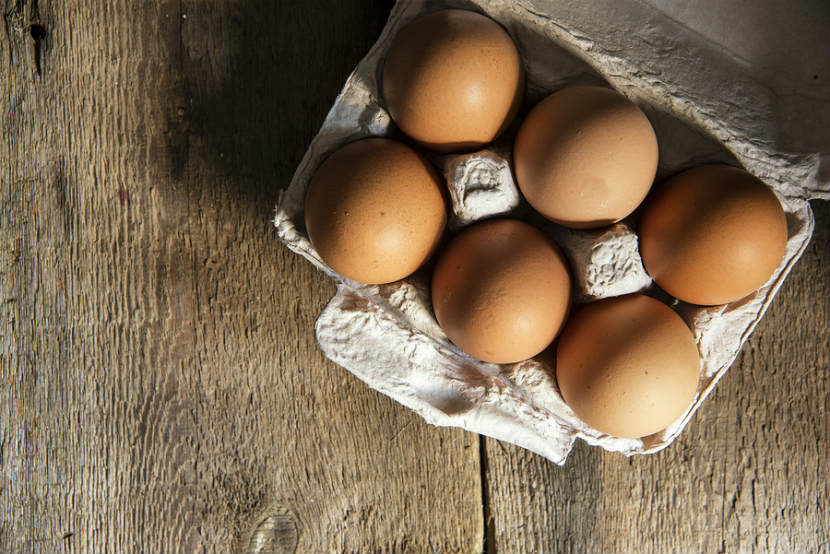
left=483, top=201, right=829, bottom=553
left=1, top=1, right=483, bottom=552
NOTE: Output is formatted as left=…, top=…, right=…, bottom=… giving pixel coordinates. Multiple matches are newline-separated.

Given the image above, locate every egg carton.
left=274, top=0, right=828, bottom=464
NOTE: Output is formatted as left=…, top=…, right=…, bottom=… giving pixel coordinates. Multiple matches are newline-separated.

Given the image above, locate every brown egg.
left=304, top=138, right=447, bottom=284
left=432, top=219, right=571, bottom=364
left=513, top=85, right=658, bottom=228
left=556, top=294, right=701, bottom=439
left=382, top=9, right=524, bottom=153
left=639, top=165, right=788, bottom=305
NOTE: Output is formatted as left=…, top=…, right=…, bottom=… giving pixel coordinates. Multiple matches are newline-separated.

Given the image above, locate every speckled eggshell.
left=304, top=138, right=447, bottom=285
left=431, top=218, right=571, bottom=364
left=556, top=294, right=701, bottom=439
left=514, top=85, right=658, bottom=228
left=639, top=164, right=788, bottom=306
left=382, top=9, right=524, bottom=153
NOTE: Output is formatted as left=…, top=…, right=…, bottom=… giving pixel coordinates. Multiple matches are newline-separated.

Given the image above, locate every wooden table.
left=2, top=1, right=827, bottom=552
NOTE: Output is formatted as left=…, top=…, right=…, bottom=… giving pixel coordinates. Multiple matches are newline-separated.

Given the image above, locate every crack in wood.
left=5, top=0, right=45, bottom=77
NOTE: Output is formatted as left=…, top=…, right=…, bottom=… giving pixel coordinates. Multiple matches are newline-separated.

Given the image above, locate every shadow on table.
left=180, top=0, right=392, bottom=220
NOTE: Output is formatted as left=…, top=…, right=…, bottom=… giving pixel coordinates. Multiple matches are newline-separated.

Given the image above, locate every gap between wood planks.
left=479, top=435, right=495, bottom=554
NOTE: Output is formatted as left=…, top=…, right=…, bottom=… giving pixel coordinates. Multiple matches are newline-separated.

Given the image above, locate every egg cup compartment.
left=274, top=0, right=826, bottom=464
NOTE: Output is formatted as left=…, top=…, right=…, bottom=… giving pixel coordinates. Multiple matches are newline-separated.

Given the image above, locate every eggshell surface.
left=382, top=9, right=523, bottom=153
left=639, top=164, right=788, bottom=306
left=556, top=294, right=701, bottom=439
left=432, top=219, right=571, bottom=364
left=514, top=85, right=658, bottom=228
left=304, top=138, right=447, bottom=285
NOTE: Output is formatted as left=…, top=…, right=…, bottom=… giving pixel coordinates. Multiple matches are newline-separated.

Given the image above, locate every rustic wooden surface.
left=1, top=1, right=827, bottom=553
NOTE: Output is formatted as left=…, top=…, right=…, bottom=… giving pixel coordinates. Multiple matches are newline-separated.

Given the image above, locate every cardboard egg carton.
left=274, top=0, right=828, bottom=463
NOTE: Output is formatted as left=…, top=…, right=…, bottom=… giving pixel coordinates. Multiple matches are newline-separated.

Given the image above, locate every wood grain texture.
left=1, top=1, right=482, bottom=552
left=483, top=201, right=829, bottom=554
left=2, top=0, right=828, bottom=553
